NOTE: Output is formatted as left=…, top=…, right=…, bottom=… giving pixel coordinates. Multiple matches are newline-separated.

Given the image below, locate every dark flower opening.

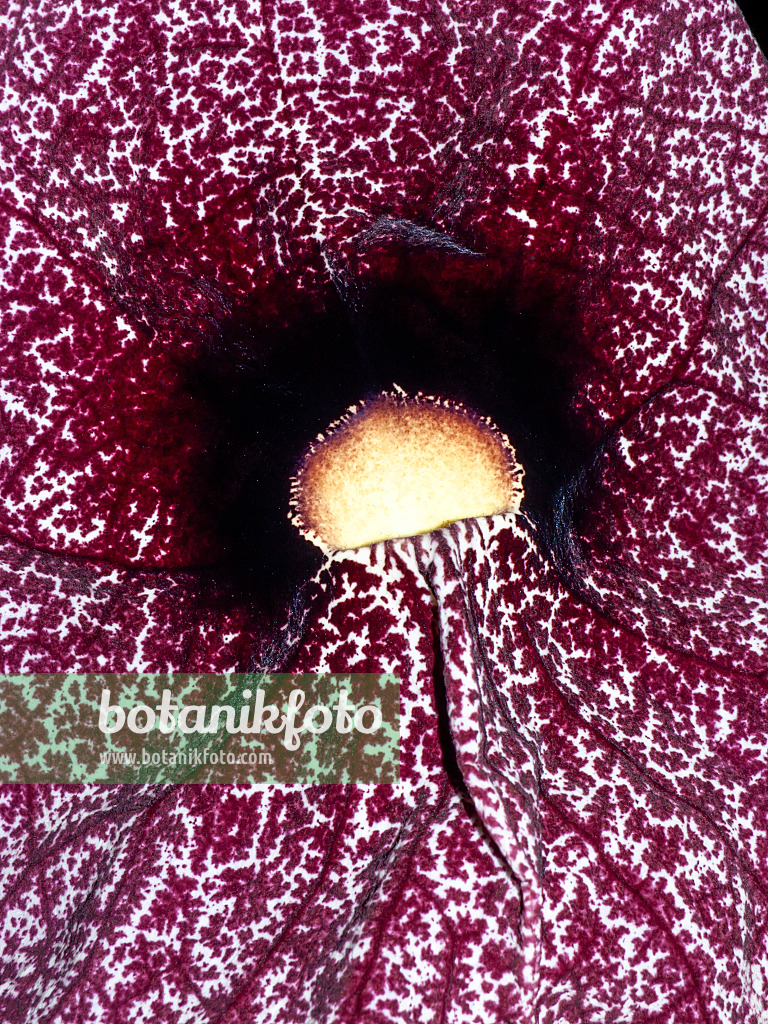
left=187, top=222, right=594, bottom=615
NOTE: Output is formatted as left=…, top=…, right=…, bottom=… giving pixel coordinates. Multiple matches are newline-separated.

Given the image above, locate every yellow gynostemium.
left=291, top=391, right=524, bottom=552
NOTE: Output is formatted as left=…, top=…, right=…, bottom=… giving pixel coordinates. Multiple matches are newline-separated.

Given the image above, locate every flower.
left=1, top=0, right=767, bottom=1020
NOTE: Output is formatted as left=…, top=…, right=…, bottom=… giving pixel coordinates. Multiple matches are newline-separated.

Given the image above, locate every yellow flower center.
left=291, top=393, right=524, bottom=552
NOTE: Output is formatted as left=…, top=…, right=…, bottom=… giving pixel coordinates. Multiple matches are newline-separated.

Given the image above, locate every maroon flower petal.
left=419, top=516, right=768, bottom=1019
